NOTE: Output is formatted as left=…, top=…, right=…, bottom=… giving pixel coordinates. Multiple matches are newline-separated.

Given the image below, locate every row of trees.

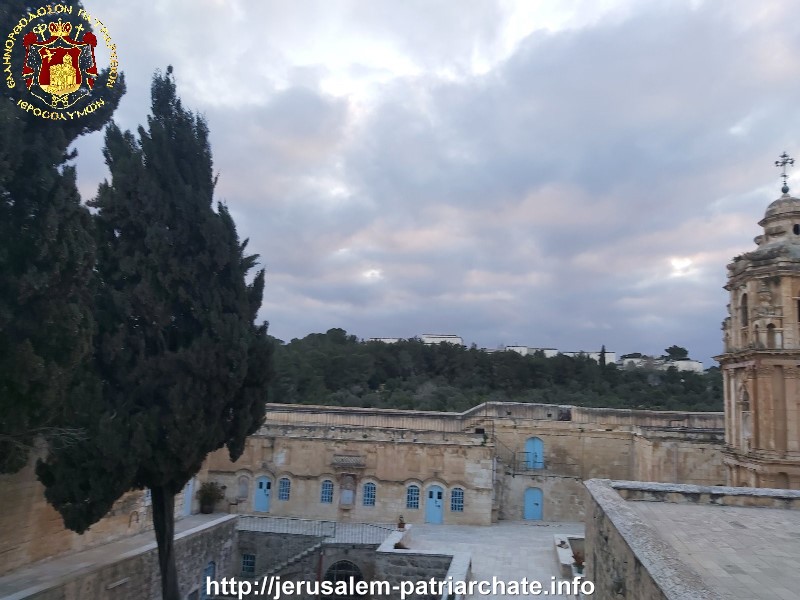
left=271, top=329, right=722, bottom=412
left=0, top=4, right=272, bottom=597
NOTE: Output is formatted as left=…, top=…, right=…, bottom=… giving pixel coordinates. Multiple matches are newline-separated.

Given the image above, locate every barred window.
left=278, top=478, right=291, bottom=501
left=450, top=487, right=464, bottom=512
left=321, top=480, right=334, bottom=504
left=406, top=485, right=420, bottom=509
left=241, top=553, right=256, bottom=577
left=362, top=482, right=376, bottom=506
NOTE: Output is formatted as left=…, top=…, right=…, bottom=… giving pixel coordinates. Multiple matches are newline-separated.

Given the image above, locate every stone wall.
left=203, top=431, right=495, bottom=526
left=237, top=531, right=322, bottom=578
left=263, top=402, right=724, bottom=431
left=373, top=528, right=454, bottom=600
left=494, top=418, right=724, bottom=521
left=26, top=515, right=237, bottom=600
left=631, top=428, right=726, bottom=486
left=0, top=454, right=152, bottom=576
left=199, top=402, right=725, bottom=525
left=500, top=474, right=585, bottom=521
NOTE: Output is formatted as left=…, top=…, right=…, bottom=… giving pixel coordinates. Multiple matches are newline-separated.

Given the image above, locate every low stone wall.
left=584, top=480, right=725, bottom=600
left=22, top=515, right=237, bottom=600
left=373, top=527, right=455, bottom=600
left=611, top=480, right=800, bottom=509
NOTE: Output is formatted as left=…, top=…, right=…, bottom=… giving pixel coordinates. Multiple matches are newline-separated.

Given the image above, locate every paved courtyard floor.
left=409, top=521, right=585, bottom=600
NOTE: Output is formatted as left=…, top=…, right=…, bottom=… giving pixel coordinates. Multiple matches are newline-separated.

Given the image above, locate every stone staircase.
left=211, top=542, right=323, bottom=599
left=263, top=540, right=323, bottom=577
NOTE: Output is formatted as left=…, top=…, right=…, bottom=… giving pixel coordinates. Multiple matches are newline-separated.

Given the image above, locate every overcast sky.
left=70, top=0, right=800, bottom=365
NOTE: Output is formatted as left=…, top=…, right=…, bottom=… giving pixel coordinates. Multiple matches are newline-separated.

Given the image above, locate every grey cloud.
left=73, top=0, right=800, bottom=366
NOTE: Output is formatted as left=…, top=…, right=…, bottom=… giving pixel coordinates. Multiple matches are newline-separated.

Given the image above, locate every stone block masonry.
left=10, top=515, right=237, bottom=600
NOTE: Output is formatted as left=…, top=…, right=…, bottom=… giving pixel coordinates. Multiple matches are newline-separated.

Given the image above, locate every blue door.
left=254, top=477, right=271, bottom=513
left=425, top=485, right=444, bottom=524
left=525, top=437, right=544, bottom=469
left=524, top=487, right=543, bottom=520
left=182, top=478, right=194, bottom=517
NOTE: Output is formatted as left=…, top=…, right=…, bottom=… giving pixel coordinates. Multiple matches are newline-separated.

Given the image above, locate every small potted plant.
left=572, top=550, right=585, bottom=575
left=197, top=481, right=225, bottom=514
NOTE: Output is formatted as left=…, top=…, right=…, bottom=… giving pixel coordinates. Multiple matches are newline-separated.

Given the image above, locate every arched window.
left=200, top=561, right=216, bottom=600
left=323, top=560, right=366, bottom=599
left=320, top=480, right=334, bottom=504
left=236, top=476, right=249, bottom=500
left=406, top=485, right=420, bottom=509
left=278, top=477, right=291, bottom=501
left=450, top=488, right=464, bottom=512
left=362, top=482, right=376, bottom=506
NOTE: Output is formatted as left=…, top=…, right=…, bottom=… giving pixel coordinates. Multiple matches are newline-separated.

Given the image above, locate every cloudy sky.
left=70, top=0, right=800, bottom=365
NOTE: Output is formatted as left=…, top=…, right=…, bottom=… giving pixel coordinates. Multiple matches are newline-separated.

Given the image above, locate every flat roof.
left=585, top=480, right=800, bottom=600
left=628, top=500, right=800, bottom=600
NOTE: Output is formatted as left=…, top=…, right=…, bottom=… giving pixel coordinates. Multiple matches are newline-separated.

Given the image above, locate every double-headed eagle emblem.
left=21, top=18, right=98, bottom=109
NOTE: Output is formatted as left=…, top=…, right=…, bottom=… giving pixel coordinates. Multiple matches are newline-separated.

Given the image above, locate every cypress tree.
left=0, top=0, right=124, bottom=473
left=36, top=67, right=272, bottom=600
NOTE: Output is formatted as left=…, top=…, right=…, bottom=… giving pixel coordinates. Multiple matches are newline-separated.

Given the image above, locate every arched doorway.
left=524, top=487, right=543, bottom=520
left=254, top=476, right=271, bottom=513
left=323, top=560, right=366, bottom=599
left=425, top=485, right=444, bottom=524
left=525, top=437, right=544, bottom=469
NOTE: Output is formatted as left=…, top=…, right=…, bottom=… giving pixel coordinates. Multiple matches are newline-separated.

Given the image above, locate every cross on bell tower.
left=775, top=151, right=794, bottom=194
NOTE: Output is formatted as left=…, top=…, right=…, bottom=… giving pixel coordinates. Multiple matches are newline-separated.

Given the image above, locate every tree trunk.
left=152, top=485, right=180, bottom=600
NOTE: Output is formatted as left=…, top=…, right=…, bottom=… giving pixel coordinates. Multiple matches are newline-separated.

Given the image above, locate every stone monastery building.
left=199, top=402, right=724, bottom=527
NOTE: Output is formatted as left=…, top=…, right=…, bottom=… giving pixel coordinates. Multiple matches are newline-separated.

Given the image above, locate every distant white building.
left=621, top=356, right=704, bottom=373
left=561, top=350, right=617, bottom=364
left=505, top=346, right=559, bottom=358
left=367, top=337, right=402, bottom=344
left=420, top=334, right=464, bottom=346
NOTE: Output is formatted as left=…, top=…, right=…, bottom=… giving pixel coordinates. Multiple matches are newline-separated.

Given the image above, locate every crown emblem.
left=48, top=19, right=71, bottom=38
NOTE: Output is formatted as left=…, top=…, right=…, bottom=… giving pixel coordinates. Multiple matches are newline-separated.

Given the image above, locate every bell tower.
left=718, top=153, right=800, bottom=489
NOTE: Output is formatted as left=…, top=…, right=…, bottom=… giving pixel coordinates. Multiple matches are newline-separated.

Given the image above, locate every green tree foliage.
left=0, top=0, right=124, bottom=473
left=271, top=332, right=722, bottom=412
left=664, top=345, right=689, bottom=360
left=36, top=68, right=272, bottom=600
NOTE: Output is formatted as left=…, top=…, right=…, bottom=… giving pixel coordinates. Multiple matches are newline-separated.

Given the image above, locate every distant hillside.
left=270, top=328, right=722, bottom=412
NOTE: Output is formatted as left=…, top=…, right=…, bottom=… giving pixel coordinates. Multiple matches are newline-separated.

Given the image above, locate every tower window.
left=741, top=294, right=749, bottom=326
left=794, top=224, right=800, bottom=235
left=767, top=324, right=777, bottom=348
